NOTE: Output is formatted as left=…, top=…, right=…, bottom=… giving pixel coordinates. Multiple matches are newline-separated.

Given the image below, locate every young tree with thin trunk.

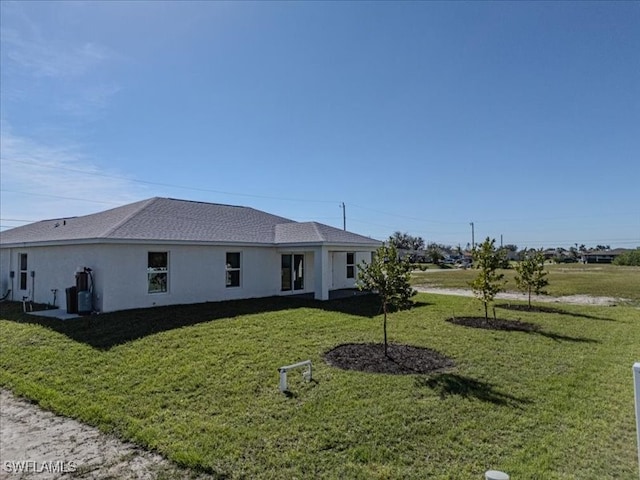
left=514, top=248, right=549, bottom=308
left=356, top=244, right=416, bottom=357
left=470, top=237, right=506, bottom=320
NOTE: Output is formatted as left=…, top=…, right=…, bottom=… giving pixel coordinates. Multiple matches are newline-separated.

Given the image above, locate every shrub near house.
left=613, top=248, right=640, bottom=266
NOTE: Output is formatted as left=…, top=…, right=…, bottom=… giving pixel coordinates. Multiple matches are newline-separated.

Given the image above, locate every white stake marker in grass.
left=278, top=360, right=312, bottom=393
left=485, top=471, right=509, bottom=480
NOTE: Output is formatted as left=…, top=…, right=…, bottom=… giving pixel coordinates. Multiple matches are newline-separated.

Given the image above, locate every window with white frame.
left=226, top=252, right=241, bottom=287
left=148, top=252, right=168, bottom=293
left=346, top=252, right=355, bottom=279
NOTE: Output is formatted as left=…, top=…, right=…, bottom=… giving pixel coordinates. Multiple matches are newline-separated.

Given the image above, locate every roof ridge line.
left=101, top=197, right=159, bottom=238
left=310, top=221, right=326, bottom=242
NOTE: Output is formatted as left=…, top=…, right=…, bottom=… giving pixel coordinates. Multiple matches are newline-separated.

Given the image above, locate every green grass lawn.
left=412, top=263, right=640, bottom=303
left=1, top=293, right=639, bottom=479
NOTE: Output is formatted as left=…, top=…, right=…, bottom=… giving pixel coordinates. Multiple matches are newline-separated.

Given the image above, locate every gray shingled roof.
left=0, top=197, right=381, bottom=247
left=274, top=222, right=380, bottom=245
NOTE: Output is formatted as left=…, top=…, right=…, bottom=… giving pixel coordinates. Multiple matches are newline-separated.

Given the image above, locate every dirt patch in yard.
left=324, top=343, right=455, bottom=375
left=0, top=390, right=215, bottom=480
left=413, top=286, right=623, bottom=306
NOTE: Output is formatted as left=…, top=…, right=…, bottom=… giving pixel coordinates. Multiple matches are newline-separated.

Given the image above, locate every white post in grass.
left=485, top=471, right=509, bottom=480
left=634, top=362, right=640, bottom=477
left=278, top=360, right=312, bottom=393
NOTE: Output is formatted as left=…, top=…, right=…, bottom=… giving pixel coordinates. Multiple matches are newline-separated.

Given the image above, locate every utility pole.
left=469, top=222, right=475, bottom=250
left=340, top=202, right=346, bottom=231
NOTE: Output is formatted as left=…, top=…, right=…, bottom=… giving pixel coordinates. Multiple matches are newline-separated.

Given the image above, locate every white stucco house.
left=0, top=197, right=381, bottom=313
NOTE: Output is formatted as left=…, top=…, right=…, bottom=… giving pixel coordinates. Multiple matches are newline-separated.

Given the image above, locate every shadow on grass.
left=417, top=373, right=531, bottom=407
left=1, top=295, right=431, bottom=351
left=446, top=316, right=598, bottom=344
left=535, top=331, right=599, bottom=343
left=282, top=378, right=320, bottom=399
left=496, top=303, right=615, bottom=322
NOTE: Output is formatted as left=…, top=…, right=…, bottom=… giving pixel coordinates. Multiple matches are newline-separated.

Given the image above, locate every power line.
left=348, top=217, right=399, bottom=230
left=4, top=159, right=638, bottom=247
left=351, top=201, right=639, bottom=226
left=3, top=158, right=339, bottom=205
left=349, top=203, right=465, bottom=225
left=1, top=189, right=122, bottom=205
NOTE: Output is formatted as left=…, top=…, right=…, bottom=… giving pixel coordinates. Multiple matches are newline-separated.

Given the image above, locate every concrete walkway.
left=26, top=309, right=80, bottom=321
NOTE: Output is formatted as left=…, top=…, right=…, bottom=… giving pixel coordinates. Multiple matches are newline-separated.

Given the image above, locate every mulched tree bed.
left=446, top=316, right=540, bottom=332
left=324, top=343, right=455, bottom=375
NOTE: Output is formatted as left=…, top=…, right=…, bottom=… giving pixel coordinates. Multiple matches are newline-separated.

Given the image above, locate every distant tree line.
left=388, top=231, right=425, bottom=251
left=613, top=248, right=640, bottom=266
left=387, top=231, right=633, bottom=266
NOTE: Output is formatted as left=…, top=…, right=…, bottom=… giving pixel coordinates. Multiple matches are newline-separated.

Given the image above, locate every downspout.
left=31, top=270, right=35, bottom=303
left=10, top=248, right=14, bottom=301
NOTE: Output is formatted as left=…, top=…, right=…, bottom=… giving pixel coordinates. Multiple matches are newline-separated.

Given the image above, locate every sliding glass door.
left=281, top=254, right=304, bottom=291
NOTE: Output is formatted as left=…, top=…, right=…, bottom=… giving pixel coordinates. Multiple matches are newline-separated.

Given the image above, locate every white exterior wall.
left=99, top=244, right=314, bottom=312
left=0, top=243, right=321, bottom=312
left=0, top=243, right=374, bottom=312
left=0, top=244, right=104, bottom=308
left=331, top=251, right=369, bottom=290
left=313, top=247, right=331, bottom=300
left=0, top=247, right=14, bottom=299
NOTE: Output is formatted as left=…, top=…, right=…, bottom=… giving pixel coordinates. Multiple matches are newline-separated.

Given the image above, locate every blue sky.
left=1, top=1, right=638, bottom=249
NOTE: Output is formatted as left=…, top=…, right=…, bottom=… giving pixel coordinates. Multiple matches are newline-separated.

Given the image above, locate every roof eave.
left=275, top=241, right=381, bottom=249
left=0, top=238, right=277, bottom=248
left=2, top=236, right=383, bottom=250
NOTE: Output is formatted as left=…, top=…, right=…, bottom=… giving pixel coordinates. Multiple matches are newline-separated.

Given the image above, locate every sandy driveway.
left=414, top=286, right=623, bottom=306
left=0, top=390, right=212, bottom=480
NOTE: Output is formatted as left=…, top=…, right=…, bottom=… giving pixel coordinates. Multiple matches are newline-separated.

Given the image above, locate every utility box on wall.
left=75, top=271, right=89, bottom=291
left=65, top=286, right=78, bottom=314
left=77, top=290, right=92, bottom=315
left=75, top=267, right=93, bottom=315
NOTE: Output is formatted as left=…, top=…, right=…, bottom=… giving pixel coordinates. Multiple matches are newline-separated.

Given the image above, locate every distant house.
left=580, top=248, right=630, bottom=264
left=398, top=249, right=428, bottom=263
left=0, top=197, right=381, bottom=313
